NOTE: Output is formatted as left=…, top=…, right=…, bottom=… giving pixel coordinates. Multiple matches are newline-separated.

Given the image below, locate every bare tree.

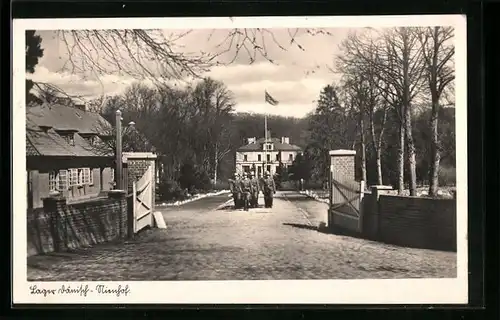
left=417, top=27, right=455, bottom=196
left=340, top=28, right=425, bottom=195
left=51, top=28, right=331, bottom=84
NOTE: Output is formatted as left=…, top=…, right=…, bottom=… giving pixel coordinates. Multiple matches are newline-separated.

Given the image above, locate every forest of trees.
left=26, top=27, right=456, bottom=201
left=289, top=27, right=456, bottom=197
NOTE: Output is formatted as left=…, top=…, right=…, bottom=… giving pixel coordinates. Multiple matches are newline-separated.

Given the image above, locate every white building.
left=235, top=132, right=303, bottom=177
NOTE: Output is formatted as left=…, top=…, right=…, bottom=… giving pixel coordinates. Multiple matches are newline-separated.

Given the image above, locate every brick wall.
left=27, top=191, right=128, bottom=257
left=358, top=188, right=456, bottom=251
left=126, top=160, right=151, bottom=194
left=331, top=155, right=355, bottom=182
left=377, top=195, right=456, bottom=251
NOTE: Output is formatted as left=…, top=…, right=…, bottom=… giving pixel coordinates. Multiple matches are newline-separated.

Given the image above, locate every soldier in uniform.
left=239, top=173, right=252, bottom=211
left=262, top=171, right=276, bottom=208
left=249, top=171, right=260, bottom=208
left=228, top=172, right=241, bottom=209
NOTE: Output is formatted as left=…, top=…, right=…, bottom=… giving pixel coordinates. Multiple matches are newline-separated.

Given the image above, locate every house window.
left=244, top=154, right=248, bottom=161
left=49, top=171, right=58, bottom=192
left=242, top=165, right=250, bottom=173
left=63, top=133, right=75, bottom=146
left=276, top=154, right=279, bottom=161
left=58, top=170, right=68, bottom=191
left=267, top=165, right=271, bottom=173
left=82, top=168, right=93, bottom=185
left=289, top=154, right=293, bottom=161
left=69, top=168, right=79, bottom=187
left=267, top=154, right=271, bottom=162
left=258, top=154, right=261, bottom=162
left=85, top=135, right=96, bottom=146
left=264, top=143, right=273, bottom=151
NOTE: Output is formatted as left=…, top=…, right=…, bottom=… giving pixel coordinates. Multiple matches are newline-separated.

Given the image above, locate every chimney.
left=281, top=136, right=290, bottom=144
left=75, top=103, right=87, bottom=112
left=247, top=137, right=256, bottom=144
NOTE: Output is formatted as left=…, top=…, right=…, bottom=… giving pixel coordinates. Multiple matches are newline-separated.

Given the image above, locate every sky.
left=28, top=28, right=351, bottom=118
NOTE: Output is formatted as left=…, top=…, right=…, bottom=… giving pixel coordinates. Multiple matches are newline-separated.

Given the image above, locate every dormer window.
left=56, top=129, right=77, bottom=146
left=263, top=143, right=273, bottom=151
left=64, top=133, right=75, bottom=146
left=81, top=134, right=96, bottom=146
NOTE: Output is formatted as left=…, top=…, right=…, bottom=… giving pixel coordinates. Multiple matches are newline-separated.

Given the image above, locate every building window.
left=69, top=168, right=79, bottom=187
left=258, top=154, right=261, bottom=161
left=267, top=165, right=271, bottom=173
left=63, top=133, right=75, bottom=146
left=85, top=135, right=96, bottom=146
left=82, top=168, right=93, bottom=185
left=244, top=154, right=248, bottom=161
left=266, top=154, right=271, bottom=162
left=263, top=143, right=273, bottom=151
left=58, top=170, right=68, bottom=191
left=276, top=154, right=279, bottom=161
left=49, top=171, right=58, bottom=192
left=289, top=154, right=293, bottom=161
left=242, top=165, right=250, bottom=173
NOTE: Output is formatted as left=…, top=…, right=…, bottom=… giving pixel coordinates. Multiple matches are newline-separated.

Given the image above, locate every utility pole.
left=115, top=109, right=123, bottom=190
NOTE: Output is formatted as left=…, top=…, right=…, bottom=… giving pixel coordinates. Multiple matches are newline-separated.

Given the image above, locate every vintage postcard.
left=13, top=15, right=468, bottom=304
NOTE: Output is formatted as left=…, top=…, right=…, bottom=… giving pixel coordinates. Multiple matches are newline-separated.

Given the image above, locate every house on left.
left=26, top=102, right=116, bottom=208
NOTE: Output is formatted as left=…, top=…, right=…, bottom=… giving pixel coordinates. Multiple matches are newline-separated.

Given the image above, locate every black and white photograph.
left=13, top=15, right=468, bottom=304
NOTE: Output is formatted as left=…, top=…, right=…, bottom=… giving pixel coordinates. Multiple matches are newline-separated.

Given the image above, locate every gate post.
left=328, top=149, right=356, bottom=228
left=369, top=185, right=393, bottom=239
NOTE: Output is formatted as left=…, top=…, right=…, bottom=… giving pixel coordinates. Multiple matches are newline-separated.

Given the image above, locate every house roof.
left=26, top=103, right=114, bottom=157
left=237, top=137, right=302, bottom=152
left=27, top=103, right=112, bottom=135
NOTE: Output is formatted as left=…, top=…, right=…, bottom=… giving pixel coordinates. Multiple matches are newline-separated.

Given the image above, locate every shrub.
left=157, top=178, right=186, bottom=202
left=438, top=166, right=456, bottom=186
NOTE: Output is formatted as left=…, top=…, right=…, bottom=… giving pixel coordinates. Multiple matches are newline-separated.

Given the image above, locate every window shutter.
left=89, top=168, right=94, bottom=185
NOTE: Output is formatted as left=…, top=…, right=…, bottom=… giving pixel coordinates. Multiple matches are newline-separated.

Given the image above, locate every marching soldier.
left=249, top=171, right=260, bottom=208
left=228, top=172, right=241, bottom=209
left=239, top=173, right=252, bottom=211
left=235, top=173, right=243, bottom=209
left=262, top=171, right=276, bottom=208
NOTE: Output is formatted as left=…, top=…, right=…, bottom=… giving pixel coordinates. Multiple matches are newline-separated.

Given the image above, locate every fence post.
left=108, top=190, right=127, bottom=239
left=359, top=180, right=365, bottom=232
left=370, top=185, right=393, bottom=239
left=42, top=194, right=67, bottom=252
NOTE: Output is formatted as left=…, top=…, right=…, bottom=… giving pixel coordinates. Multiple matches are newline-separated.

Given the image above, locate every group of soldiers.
left=228, top=171, right=276, bottom=211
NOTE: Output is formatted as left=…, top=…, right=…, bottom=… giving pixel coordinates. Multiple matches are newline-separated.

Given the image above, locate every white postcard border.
left=13, top=14, right=468, bottom=304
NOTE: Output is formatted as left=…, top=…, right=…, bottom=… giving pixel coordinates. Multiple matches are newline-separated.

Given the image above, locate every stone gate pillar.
left=329, top=149, right=356, bottom=182
left=328, top=149, right=357, bottom=229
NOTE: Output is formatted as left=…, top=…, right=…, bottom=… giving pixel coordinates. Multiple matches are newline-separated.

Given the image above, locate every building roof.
left=237, top=137, right=302, bottom=152
left=26, top=103, right=114, bottom=157
left=27, top=103, right=112, bottom=134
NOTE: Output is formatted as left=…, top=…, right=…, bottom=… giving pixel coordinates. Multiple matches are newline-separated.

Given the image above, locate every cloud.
left=30, top=28, right=351, bottom=118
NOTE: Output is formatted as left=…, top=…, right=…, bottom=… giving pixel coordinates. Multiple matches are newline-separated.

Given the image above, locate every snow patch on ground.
left=299, top=190, right=330, bottom=204
left=301, top=186, right=456, bottom=201
left=157, top=190, right=230, bottom=207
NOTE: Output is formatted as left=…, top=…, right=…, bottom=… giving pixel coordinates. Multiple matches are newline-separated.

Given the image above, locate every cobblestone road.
left=27, top=191, right=456, bottom=281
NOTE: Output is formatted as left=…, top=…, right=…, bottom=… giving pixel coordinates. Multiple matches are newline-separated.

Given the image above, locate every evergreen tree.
left=26, top=30, right=44, bottom=104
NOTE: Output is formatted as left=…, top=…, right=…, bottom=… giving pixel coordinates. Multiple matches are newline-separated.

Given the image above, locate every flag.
left=265, top=90, right=279, bottom=106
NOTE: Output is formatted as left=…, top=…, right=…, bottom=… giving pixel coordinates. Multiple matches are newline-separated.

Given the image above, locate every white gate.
left=132, top=164, right=153, bottom=233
